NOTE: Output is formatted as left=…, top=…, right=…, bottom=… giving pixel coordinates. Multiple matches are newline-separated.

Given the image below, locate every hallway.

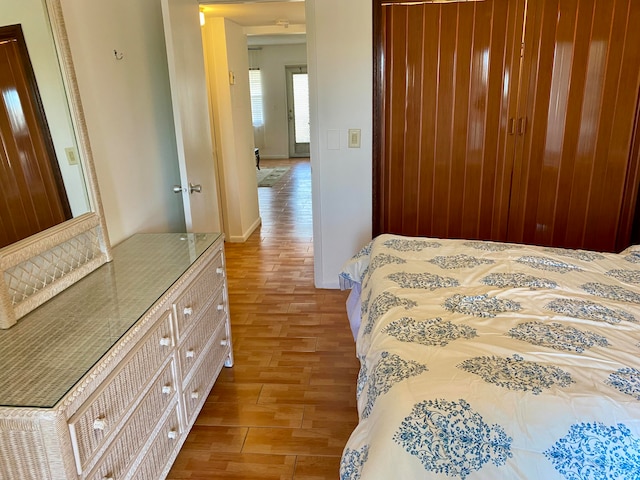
left=168, top=158, right=360, bottom=479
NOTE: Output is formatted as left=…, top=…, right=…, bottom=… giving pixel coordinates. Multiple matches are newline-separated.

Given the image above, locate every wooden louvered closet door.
left=374, top=0, right=526, bottom=240
left=374, top=0, right=640, bottom=252
left=507, top=0, right=640, bottom=252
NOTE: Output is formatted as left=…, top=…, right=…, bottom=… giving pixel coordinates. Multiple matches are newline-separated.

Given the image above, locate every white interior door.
left=161, top=0, right=221, bottom=233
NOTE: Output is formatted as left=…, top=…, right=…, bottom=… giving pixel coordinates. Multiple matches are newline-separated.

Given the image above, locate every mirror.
left=0, top=0, right=90, bottom=233
left=0, top=0, right=111, bottom=328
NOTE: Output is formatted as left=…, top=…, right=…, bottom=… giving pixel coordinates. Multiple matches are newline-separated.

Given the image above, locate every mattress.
left=339, top=234, right=640, bottom=479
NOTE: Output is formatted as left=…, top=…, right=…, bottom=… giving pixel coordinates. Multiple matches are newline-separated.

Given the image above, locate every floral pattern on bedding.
left=457, top=354, right=574, bottom=395
left=361, top=351, right=428, bottom=418
left=580, top=282, right=640, bottom=304
left=393, top=398, right=512, bottom=479
left=383, top=317, right=477, bottom=347
left=481, top=272, right=557, bottom=290
left=507, top=321, right=609, bottom=353
left=339, top=234, right=640, bottom=479
left=545, top=298, right=636, bottom=324
left=386, top=271, right=459, bottom=290
left=545, top=423, right=640, bottom=478
left=607, top=367, right=640, bottom=400
left=443, top=293, right=521, bottom=318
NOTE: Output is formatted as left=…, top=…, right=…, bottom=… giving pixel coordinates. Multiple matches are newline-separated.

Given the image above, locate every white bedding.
left=339, top=234, right=640, bottom=479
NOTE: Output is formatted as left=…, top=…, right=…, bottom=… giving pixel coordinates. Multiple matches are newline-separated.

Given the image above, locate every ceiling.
left=200, top=1, right=306, bottom=45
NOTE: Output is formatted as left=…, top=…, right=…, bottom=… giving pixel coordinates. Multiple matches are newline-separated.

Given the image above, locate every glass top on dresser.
left=0, top=233, right=220, bottom=408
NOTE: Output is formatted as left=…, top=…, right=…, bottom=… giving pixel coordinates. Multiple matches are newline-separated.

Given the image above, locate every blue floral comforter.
left=339, top=234, right=640, bottom=479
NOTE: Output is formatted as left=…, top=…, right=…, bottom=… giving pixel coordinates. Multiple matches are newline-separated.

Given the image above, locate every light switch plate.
left=65, top=147, right=79, bottom=165
left=348, top=129, right=361, bottom=148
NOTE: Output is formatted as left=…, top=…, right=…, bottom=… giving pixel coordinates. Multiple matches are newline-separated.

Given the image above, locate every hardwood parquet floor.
left=167, top=159, right=359, bottom=479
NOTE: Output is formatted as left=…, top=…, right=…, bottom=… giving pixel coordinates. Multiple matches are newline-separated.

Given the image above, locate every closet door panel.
left=374, top=0, right=524, bottom=239
left=507, top=0, right=640, bottom=251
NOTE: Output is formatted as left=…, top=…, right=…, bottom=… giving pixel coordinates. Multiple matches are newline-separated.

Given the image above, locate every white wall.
left=251, top=43, right=307, bottom=159
left=0, top=0, right=89, bottom=217
left=203, top=18, right=261, bottom=242
left=307, top=0, right=373, bottom=288
left=60, top=0, right=185, bottom=246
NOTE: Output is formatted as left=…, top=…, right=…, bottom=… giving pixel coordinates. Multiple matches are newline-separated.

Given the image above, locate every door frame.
left=285, top=64, right=310, bottom=158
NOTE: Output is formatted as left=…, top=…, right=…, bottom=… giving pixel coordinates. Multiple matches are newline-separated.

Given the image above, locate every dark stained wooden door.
left=507, top=0, right=640, bottom=252
left=373, top=0, right=526, bottom=240
left=0, top=24, right=71, bottom=249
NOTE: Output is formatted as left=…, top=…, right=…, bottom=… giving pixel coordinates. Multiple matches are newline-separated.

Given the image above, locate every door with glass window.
left=285, top=65, right=310, bottom=157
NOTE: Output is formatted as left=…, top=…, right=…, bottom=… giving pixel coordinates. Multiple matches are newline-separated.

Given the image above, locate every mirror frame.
left=0, top=0, right=111, bottom=329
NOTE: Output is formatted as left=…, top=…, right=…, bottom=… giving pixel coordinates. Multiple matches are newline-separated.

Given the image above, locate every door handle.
left=517, top=117, right=527, bottom=136
left=189, top=183, right=202, bottom=194
left=172, top=185, right=184, bottom=193
left=508, top=117, right=515, bottom=135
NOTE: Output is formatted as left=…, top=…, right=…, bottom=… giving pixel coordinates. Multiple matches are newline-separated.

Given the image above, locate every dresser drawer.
left=174, top=250, right=225, bottom=337
left=69, top=310, right=174, bottom=471
left=182, top=326, right=231, bottom=425
left=84, top=361, right=176, bottom=479
left=177, top=289, right=227, bottom=381
left=126, top=405, right=181, bottom=480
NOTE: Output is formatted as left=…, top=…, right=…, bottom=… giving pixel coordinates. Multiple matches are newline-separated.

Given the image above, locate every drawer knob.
left=217, top=304, right=224, bottom=311
left=93, top=418, right=107, bottom=431
left=162, top=385, right=173, bottom=395
left=186, top=349, right=195, bottom=358
left=159, top=336, right=171, bottom=347
left=220, top=339, right=229, bottom=347
left=216, top=267, right=224, bottom=275
left=168, top=430, right=178, bottom=440
left=190, top=391, right=199, bottom=400
left=183, top=306, right=193, bottom=316
left=103, top=476, right=114, bottom=480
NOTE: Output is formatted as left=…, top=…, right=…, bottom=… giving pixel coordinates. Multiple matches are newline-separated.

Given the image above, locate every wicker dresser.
left=0, top=233, right=233, bottom=480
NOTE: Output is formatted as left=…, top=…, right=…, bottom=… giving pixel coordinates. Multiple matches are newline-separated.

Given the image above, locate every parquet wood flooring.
left=167, top=159, right=359, bottom=479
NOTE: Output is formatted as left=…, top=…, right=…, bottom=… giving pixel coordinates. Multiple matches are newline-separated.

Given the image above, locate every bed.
left=338, top=234, right=640, bottom=479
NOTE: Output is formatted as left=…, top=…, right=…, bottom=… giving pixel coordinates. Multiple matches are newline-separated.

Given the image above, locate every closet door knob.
left=189, top=183, right=202, bottom=194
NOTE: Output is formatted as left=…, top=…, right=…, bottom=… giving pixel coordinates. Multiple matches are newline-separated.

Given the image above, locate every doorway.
left=285, top=65, right=310, bottom=157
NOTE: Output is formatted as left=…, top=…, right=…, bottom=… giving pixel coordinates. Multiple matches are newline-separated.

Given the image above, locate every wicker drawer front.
left=174, top=250, right=225, bottom=337
left=182, top=325, right=231, bottom=425
left=127, top=405, right=181, bottom=480
left=178, top=290, right=226, bottom=381
left=84, top=362, right=176, bottom=479
left=69, top=310, right=174, bottom=471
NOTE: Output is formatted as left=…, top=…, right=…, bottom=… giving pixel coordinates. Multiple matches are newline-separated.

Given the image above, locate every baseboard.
left=227, top=217, right=262, bottom=243
left=260, top=155, right=289, bottom=160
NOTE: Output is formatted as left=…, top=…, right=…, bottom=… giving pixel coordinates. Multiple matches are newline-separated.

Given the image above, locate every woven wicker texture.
left=0, top=233, right=231, bottom=480
left=178, top=290, right=225, bottom=380
left=0, top=233, right=220, bottom=408
left=69, top=312, right=173, bottom=468
left=5, top=228, right=101, bottom=306
left=128, top=406, right=181, bottom=480
left=175, top=251, right=224, bottom=336
left=182, top=330, right=229, bottom=424
left=83, top=363, right=176, bottom=479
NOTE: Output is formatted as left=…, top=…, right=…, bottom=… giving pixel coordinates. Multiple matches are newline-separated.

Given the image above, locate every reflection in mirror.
left=0, top=0, right=111, bottom=329
left=0, top=0, right=90, bottom=249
